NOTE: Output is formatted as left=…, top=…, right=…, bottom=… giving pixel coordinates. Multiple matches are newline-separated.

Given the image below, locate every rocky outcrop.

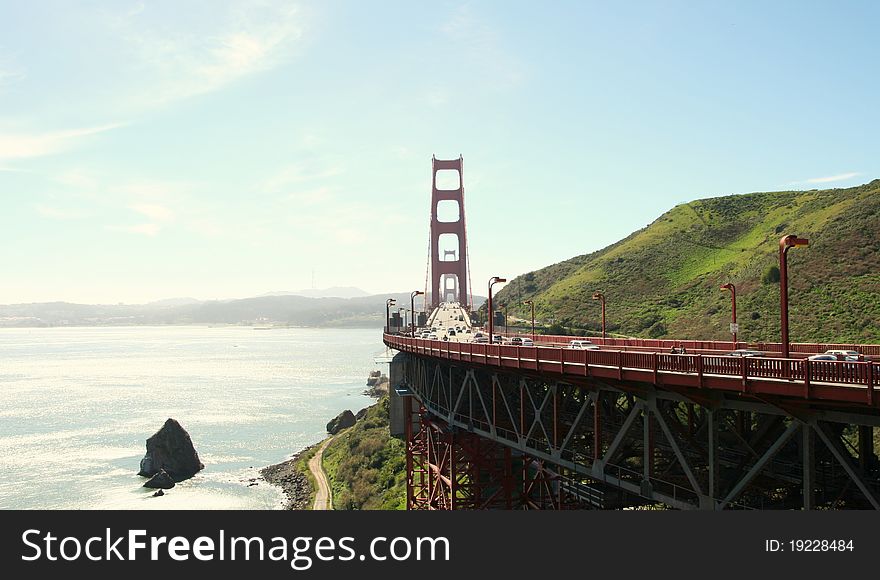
left=355, top=407, right=369, bottom=421
left=138, top=418, right=204, bottom=482
left=363, top=373, right=389, bottom=398
left=326, top=410, right=356, bottom=434
left=144, top=469, right=176, bottom=489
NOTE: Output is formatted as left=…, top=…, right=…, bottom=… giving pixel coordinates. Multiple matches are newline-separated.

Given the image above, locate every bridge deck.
left=384, top=333, right=879, bottom=409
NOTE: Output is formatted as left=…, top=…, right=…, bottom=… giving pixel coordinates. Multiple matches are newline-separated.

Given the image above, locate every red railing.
left=385, top=334, right=879, bottom=408
left=488, top=332, right=880, bottom=357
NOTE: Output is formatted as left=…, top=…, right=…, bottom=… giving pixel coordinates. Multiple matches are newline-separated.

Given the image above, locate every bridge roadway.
left=386, top=333, right=878, bottom=408
left=395, top=305, right=879, bottom=409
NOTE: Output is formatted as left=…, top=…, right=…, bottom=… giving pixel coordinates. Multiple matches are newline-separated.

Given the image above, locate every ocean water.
left=0, top=326, right=383, bottom=510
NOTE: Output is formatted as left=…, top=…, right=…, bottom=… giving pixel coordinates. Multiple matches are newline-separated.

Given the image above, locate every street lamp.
left=779, top=234, right=809, bottom=359
left=720, top=283, right=737, bottom=345
left=488, top=276, right=507, bottom=344
left=385, top=298, right=396, bottom=333
left=592, top=291, right=606, bottom=340
left=410, top=290, right=424, bottom=337
left=523, top=300, right=535, bottom=340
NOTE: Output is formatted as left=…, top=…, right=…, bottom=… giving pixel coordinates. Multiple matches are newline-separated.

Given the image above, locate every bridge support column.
left=642, top=403, right=653, bottom=493
left=593, top=391, right=602, bottom=461
left=802, top=423, right=815, bottom=510
left=708, top=410, right=718, bottom=507
left=859, top=425, right=875, bottom=471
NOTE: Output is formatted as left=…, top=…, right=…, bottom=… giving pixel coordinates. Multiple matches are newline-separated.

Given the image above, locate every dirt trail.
left=309, top=437, right=334, bottom=510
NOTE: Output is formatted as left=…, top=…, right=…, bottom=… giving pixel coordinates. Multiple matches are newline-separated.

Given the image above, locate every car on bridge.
left=824, top=349, right=864, bottom=361
left=510, top=337, right=534, bottom=347
left=568, top=339, right=600, bottom=350
left=726, top=349, right=765, bottom=357
left=473, top=335, right=489, bottom=343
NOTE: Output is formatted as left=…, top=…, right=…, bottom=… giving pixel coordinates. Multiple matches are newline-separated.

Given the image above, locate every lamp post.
left=779, top=234, right=809, bottom=359
left=592, top=291, right=606, bottom=340
left=488, top=276, right=506, bottom=344
left=523, top=300, right=535, bottom=340
left=385, top=298, right=396, bottom=333
left=410, top=290, right=424, bottom=337
left=720, top=283, right=737, bottom=345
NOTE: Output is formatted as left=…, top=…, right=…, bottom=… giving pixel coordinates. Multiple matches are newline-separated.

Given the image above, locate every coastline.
left=261, top=372, right=390, bottom=510
left=260, top=445, right=319, bottom=510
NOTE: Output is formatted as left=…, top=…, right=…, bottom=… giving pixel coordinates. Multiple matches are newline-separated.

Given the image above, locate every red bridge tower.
left=429, top=155, right=470, bottom=310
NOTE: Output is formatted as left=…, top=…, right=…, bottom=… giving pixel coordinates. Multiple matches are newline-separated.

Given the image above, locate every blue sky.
left=1, top=1, right=877, bottom=304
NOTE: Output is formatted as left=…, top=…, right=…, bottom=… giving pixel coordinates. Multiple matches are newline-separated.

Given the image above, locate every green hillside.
left=496, top=180, right=880, bottom=343
left=322, top=396, right=407, bottom=510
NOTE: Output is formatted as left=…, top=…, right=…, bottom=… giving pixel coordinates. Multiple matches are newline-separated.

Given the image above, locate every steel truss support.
left=401, top=354, right=880, bottom=510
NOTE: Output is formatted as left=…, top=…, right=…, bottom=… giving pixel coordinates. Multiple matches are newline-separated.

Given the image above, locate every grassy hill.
left=496, top=180, right=880, bottom=343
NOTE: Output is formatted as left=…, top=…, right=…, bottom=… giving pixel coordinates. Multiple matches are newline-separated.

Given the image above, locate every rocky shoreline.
left=261, top=370, right=389, bottom=510
left=260, top=448, right=314, bottom=510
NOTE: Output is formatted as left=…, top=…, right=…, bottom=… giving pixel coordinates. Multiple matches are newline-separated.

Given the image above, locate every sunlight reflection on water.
left=0, top=326, right=382, bottom=509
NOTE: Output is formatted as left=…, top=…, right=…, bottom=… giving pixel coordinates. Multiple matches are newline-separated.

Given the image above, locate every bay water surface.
left=0, top=326, right=382, bottom=509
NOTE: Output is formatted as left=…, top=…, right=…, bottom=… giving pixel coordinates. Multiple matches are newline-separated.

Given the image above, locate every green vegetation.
left=296, top=444, right=319, bottom=508
left=496, top=180, right=880, bottom=343
left=322, top=396, right=407, bottom=510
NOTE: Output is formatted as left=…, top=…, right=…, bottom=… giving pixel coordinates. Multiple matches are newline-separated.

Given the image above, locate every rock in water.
left=144, top=469, right=175, bottom=489
left=326, top=410, right=356, bottom=434
left=138, top=418, right=204, bottom=482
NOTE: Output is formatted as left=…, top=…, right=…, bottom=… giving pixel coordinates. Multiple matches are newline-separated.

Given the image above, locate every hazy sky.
left=1, top=1, right=877, bottom=304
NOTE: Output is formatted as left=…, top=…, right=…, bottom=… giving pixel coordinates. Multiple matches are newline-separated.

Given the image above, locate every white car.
left=569, top=340, right=600, bottom=350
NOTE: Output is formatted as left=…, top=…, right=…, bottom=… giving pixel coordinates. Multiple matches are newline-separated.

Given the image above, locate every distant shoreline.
left=0, top=323, right=385, bottom=330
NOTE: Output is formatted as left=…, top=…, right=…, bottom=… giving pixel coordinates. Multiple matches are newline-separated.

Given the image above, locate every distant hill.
left=495, top=180, right=880, bottom=343
left=259, top=287, right=371, bottom=299
left=0, top=292, right=487, bottom=328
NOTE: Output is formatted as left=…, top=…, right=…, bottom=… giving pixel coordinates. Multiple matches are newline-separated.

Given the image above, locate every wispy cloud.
left=106, top=223, right=161, bottom=236
left=802, top=172, right=861, bottom=184
left=0, top=124, right=122, bottom=161
left=130, top=203, right=174, bottom=222
left=119, top=3, right=305, bottom=107
left=286, top=186, right=332, bottom=205
left=55, top=169, right=99, bottom=190
left=261, top=161, right=343, bottom=194
left=34, top=204, right=90, bottom=220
